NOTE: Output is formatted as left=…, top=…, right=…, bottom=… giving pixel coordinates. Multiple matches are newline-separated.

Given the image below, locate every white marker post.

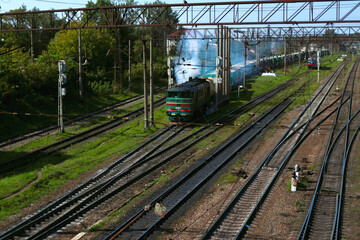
left=291, top=176, right=297, bottom=192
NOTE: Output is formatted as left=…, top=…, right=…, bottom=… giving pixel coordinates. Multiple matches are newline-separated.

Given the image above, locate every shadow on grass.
left=320, top=66, right=332, bottom=70
left=0, top=150, right=72, bottom=180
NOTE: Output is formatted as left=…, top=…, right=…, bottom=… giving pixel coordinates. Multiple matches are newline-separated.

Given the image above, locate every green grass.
left=308, top=165, right=316, bottom=171
left=294, top=201, right=305, bottom=207
left=0, top=89, right=140, bottom=142
left=0, top=106, right=169, bottom=221
left=0, top=96, right=164, bottom=165
left=88, top=220, right=105, bottom=232
left=0, top=55, right=344, bottom=222
left=0, top=171, right=38, bottom=199
left=215, top=159, right=244, bottom=185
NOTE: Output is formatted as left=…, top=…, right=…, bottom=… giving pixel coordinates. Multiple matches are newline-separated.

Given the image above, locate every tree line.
left=0, top=0, right=178, bottom=107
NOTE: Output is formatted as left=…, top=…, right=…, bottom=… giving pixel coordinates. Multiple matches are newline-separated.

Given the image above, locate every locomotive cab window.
left=167, top=92, right=179, bottom=98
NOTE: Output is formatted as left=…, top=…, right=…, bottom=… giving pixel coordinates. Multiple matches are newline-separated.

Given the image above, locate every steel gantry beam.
left=230, top=26, right=360, bottom=40
left=167, top=26, right=360, bottom=41
left=0, top=0, right=360, bottom=32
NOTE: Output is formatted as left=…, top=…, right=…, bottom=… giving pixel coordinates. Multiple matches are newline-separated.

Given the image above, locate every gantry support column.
left=244, top=38, right=247, bottom=90
left=227, top=27, right=231, bottom=99
left=78, top=28, right=83, bottom=100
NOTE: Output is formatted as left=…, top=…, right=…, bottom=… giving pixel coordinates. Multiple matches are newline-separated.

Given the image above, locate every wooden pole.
left=31, top=18, right=34, bottom=61
left=78, top=28, right=83, bottom=100
left=143, top=40, right=149, bottom=129
left=128, top=40, right=131, bottom=91
left=150, top=38, right=154, bottom=126
left=284, top=37, right=287, bottom=76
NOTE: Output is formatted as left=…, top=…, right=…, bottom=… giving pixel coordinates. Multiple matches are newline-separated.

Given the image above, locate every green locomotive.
left=166, top=77, right=215, bottom=122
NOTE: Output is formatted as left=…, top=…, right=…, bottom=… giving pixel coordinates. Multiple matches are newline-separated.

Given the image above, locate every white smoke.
left=172, top=29, right=284, bottom=86
left=174, top=33, right=207, bottom=84
left=174, top=57, right=202, bottom=84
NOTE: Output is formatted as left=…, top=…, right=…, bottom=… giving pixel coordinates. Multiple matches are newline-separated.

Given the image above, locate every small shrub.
left=88, top=80, right=112, bottom=96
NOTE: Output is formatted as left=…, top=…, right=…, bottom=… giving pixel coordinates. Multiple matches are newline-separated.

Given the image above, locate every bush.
left=88, top=80, right=113, bottom=96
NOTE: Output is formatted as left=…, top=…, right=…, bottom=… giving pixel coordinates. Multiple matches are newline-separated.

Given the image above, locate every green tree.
left=47, top=22, right=114, bottom=95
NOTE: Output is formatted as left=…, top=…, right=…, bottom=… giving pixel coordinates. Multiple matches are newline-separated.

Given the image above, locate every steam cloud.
left=173, top=30, right=283, bottom=85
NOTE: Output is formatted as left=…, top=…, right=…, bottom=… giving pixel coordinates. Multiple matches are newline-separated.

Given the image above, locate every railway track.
left=102, top=64, right=336, bottom=239
left=200, top=61, right=348, bottom=239
left=0, top=92, right=153, bottom=149
left=0, top=97, right=166, bottom=173
left=298, top=58, right=360, bottom=240
left=104, top=92, right=295, bottom=240
left=0, top=70, right=304, bottom=239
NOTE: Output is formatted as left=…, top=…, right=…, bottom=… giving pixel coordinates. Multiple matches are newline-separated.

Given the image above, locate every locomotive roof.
left=168, top=79, right=208, bottom=92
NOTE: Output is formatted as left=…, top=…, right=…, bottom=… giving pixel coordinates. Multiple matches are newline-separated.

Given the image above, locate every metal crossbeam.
left=166, top=26, right=360, bottom=41
left=0, top=0, right=360, bottom=32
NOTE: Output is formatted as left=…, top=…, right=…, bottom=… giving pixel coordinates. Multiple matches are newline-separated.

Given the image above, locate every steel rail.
left=0, top=54, right=321, bottom=238
left=0, top=97, right=166, bottom=173
left=107, top=70, right=326, bottom=239
left=125, top=69, right=338, bottom=239
left=202, top=63, right=344, bottom=239
left=334, top=121, right=360, bottom=239
left=233, top=95, right=354, bottom=239
left=297, top=59, right=359, bottom=240
left=105, top=95, right=293, bottom=240
left=1, top=70, right=300, bottom=239
left=262, top=60, right=347, bottom=166
left=0, top=125, right=174, bottom=240
left=0, top=64, right=300, bottom=239
left=0, top=94, right=145, bottom=149
left=331, top=59, right=358, bottom=240
left=26, top=80, right=297, bottom=239
left=237, top=100, right=355, bottom=239
left=299, top=108, right=360, bottom=240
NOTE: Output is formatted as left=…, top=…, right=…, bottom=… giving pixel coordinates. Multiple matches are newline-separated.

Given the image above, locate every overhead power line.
left=35, top=0, right=86, bottom=6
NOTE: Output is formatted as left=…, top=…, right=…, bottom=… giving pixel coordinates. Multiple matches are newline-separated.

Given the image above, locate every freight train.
left=166, top=77, right=215, bottom=122
left=166, top=49, right=328, bottom=121
left=200, top=52, right=306, bottom=86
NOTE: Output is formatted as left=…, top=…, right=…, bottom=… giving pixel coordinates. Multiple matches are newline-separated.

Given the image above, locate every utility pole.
left=223, top=26, right=227, bottom=98
left=143, top=40, right=149, bottom=129
left=150, top=38, right=154, bottom=126
left=113, top=31, right=118, bottom=92
left=30, top=18, right=34, bottom=61
left=243, top=38, right=247, bottom=90
left=78, top=28, right=83, bottom=100
left=299, top=44, right=301, bottom=69
left=284, top=37, right=287, bottom=76
left=317, top=49, right=320, bottom=82
left=128, top=40, right=131, bottom=91
left=256, top=30, right=260, bottom=67
left=215, top=25, right=219, bottom=109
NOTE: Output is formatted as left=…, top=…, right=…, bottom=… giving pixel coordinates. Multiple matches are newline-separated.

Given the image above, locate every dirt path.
left=3, top=171, right=42, bottom=201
